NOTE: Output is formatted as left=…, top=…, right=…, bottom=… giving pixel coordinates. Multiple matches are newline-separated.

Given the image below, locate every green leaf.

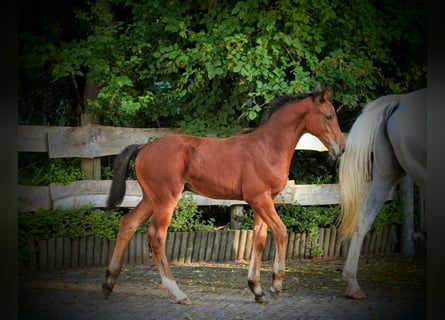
left=248, top=111, right=257, bottom=120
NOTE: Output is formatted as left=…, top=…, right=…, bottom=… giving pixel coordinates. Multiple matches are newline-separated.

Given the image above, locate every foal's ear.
left=322, top=86, right=331, bottom=101
left=314, top=82, right=322, bottom=92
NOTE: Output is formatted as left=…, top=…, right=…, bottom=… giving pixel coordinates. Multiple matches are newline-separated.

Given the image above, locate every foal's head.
left=304, top=85, right=345, bottom=158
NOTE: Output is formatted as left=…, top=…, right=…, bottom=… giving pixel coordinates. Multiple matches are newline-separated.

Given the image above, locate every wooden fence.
left=17, top=124, right=423, bottom=268
left=25, top=226, right=400, bottom=271
left=17, top=124, right=342, bottom=212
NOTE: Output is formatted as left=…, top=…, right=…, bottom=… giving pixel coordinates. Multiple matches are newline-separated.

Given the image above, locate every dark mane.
left=262, top=91, right=317, bottom=124
left=239, top=91, right=319, bottom=135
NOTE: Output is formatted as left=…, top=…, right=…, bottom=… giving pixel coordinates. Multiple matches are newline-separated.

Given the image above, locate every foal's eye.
left=325, top=115, right=333, bottom=121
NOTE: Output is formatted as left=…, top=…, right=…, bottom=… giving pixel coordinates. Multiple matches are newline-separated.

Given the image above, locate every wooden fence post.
left=230, top=205, right=244, bottom=229
left=400, top=175, right=415, bottom=256
left=80, top=113, right=101, bottom=180
left=418, top=188, right=425, bottom=231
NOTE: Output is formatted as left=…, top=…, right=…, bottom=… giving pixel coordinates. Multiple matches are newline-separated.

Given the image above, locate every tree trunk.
left=80, top=0, right=112, bottom=180
left=80, top=77, right=101, bottom=180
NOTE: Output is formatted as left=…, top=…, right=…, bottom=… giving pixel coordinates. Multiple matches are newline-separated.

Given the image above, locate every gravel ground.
left=18, top=254, right=426, bottom=320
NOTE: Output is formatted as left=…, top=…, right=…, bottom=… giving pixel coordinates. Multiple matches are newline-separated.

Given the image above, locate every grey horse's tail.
left=338, top=95, right=401, bottom=239
left=107, top=144, right=142, bottom=211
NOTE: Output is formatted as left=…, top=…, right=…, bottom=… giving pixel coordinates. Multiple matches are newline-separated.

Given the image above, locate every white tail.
left=338, top=96, right=400, bottom=239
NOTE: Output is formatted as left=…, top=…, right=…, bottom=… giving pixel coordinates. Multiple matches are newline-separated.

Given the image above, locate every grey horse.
left=338, top=88, right=426, bottom=299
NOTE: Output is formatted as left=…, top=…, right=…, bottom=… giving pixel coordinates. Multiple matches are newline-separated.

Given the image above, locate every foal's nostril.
left=334, top=146, right=345, bottom=158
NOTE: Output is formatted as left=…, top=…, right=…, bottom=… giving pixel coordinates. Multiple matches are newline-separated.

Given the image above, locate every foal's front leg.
left=248, top=198, right=288, bottom=303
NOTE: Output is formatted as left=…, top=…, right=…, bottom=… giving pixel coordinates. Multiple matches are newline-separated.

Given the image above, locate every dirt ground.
left=18, top=254, right=426, bottom=320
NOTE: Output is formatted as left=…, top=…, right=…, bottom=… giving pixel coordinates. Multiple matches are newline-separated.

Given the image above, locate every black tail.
left=107, top=144, right=141, bottom=211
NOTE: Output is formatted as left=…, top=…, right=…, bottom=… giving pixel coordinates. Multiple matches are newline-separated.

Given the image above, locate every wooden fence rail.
left=17, top=124, right=329, bottom=158
left=18, top=180, right=345, bottom=212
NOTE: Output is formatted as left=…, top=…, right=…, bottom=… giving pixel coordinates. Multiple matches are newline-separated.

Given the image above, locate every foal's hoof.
left=269, top=287, right=281, bottom=300
left=102, top=283, right=113, bottom=299
left=254, top=294, right=268, bottom=304
left=177, top=297, right=191, bottom=305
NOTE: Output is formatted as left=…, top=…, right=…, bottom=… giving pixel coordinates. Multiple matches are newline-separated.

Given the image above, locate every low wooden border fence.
left=24, top=226, right=401, bottom=272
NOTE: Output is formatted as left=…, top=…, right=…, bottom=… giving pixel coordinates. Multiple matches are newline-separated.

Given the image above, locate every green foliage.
left=276, top=204, right=340, bottom=233
left=238, top=199, right=402, bottom=257
left=18, top=197, right=215, bottom=263
left=18, top=198, right=215, bottom=243
left=18, top=206, right=121, bottom=262
left=238, top=205, right=339, bottom=233
left=18, top=206, right=121, bottom=241
left=18, top=156, right=84, bottom=186
left=239, top=205, right=339, bottom=258
left=277, top=204, right=340, bottom=257
left=19, top=0, right=426, bottom=134
left=371, top=199, right=403, bottom=231
left=168, top=195, right=215, bottom=232
left=101, top=158, right=137, bottom=180
left=290, top=151, right=338, bottom=184
left=239, top=200, right=402, bottom=234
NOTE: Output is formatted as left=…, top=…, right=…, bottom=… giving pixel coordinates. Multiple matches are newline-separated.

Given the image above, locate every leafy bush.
left=130, top=196, right=216, bottom=233
left=278, top=205, right=340, bottom=233
left=18, top=198, right=214, bottom=242
left=371, top=199, right=403, bottom=231
left=101, top=158, right=137, bottom=180
left=239, top=198, right=402, bottom=233
left=18, top=196, right=214, bottom=263
left=168, top=195, right=215, bottom=232
left=21, top=0, right=426, bottom=133
left=238, top=205, right=339, bottom=257
left=18, top=206, right=121, bottom=241
left=238, top=201, right=402, bottom=258
left=18, top=156, right=83, bottom=186
left=290, top=151, right=339, bottom=184
left=18, top=206, right=121, bottom=263
left=238, top=205, right=339, bottom=234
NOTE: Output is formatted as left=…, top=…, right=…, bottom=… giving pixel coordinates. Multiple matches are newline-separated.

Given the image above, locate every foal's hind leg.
left=102, top=197, right=153, bottom=298
left=148, top=199, right=189, bottom=304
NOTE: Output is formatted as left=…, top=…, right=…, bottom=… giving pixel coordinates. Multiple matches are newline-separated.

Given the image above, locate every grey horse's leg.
left=342, top=171, right=400, bottom=298
left=343, top=116, right=406, bottom=298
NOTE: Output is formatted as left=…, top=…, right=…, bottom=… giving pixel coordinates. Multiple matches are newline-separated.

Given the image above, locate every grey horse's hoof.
left=177, top=297, right=192, bottom=305
left=346, top=289, right=367, bottom=300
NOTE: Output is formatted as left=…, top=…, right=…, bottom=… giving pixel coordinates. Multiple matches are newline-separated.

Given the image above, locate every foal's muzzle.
left=329, top=143, right=345, bottom=159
